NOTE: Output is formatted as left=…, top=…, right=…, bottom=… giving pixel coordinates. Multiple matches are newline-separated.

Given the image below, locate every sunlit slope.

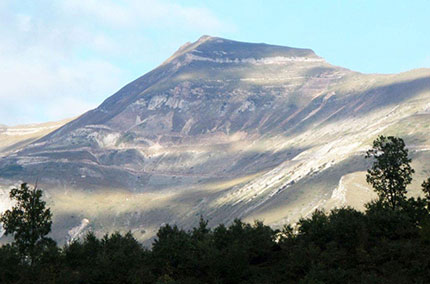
left=1, top=36, right=430, bottom=243
left=0, top=118, right=72, bottom=155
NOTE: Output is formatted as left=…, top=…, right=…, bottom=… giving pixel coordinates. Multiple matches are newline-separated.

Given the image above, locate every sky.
left=1, top=0, right=430, bottom=125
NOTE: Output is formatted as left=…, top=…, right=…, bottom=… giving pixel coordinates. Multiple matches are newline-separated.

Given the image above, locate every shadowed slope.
left=1, top=36, right=430, bottom=243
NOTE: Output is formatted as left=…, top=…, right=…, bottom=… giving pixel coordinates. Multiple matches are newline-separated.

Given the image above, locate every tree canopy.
left=365, top=135, right=414, bottom=210
left=0, top=183, right=52, bottom=265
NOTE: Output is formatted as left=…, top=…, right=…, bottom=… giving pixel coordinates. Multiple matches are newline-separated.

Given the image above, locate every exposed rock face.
left=1, top=36, right=430, bottom=243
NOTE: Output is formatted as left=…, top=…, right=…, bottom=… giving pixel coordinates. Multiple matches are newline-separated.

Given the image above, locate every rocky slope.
left=1, top=36, right=430, bottom=243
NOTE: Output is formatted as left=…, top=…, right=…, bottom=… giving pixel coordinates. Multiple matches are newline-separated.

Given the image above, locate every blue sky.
left=1, top=0, right=429, bottom=125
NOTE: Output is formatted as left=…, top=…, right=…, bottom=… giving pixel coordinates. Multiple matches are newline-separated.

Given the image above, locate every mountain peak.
left=197, top=34, right=215, bottom=42
left=163, top=36, right=320, bottom=66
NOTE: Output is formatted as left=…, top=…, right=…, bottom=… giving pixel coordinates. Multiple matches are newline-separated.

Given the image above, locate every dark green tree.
left=0, top=183, right=53, bottom=265
left=365, top=136, right=414, bottom=210
left=422, top=178, right=430, bottom=200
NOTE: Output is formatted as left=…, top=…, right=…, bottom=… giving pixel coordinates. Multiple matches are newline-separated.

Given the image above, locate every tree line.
left=1, top=135, right=430, bottom=283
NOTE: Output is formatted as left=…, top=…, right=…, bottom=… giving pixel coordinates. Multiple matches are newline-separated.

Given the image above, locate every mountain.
left=0, top=118, right=72, bottom=155
left=1, top=36, right=430, bottom=243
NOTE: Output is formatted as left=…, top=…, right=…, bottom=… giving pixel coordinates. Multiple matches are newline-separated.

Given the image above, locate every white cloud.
left=0, top=56, right=126, bottom=124
left=0, top=7, right=128, bottom=125
left=61, top=0, right=134, bottom=27
left=0, top=0, right=232, bottom=125
left=61, top=0, right=229, bottom=31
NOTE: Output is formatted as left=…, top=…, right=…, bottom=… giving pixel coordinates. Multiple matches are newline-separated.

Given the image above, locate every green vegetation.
left=0, top=183, right=53, bottom=266
left=365, top=135, right=414, bottom=210
left=2, top=136, right=430, bottom=283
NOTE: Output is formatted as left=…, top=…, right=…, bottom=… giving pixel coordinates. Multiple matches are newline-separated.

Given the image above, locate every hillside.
left=1, top=36, right=430, bottom=243
left=0, top=118, right=72, bottom=155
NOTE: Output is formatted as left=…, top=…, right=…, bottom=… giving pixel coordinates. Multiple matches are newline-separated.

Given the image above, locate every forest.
left=1, top=136, right=430, bottom=283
